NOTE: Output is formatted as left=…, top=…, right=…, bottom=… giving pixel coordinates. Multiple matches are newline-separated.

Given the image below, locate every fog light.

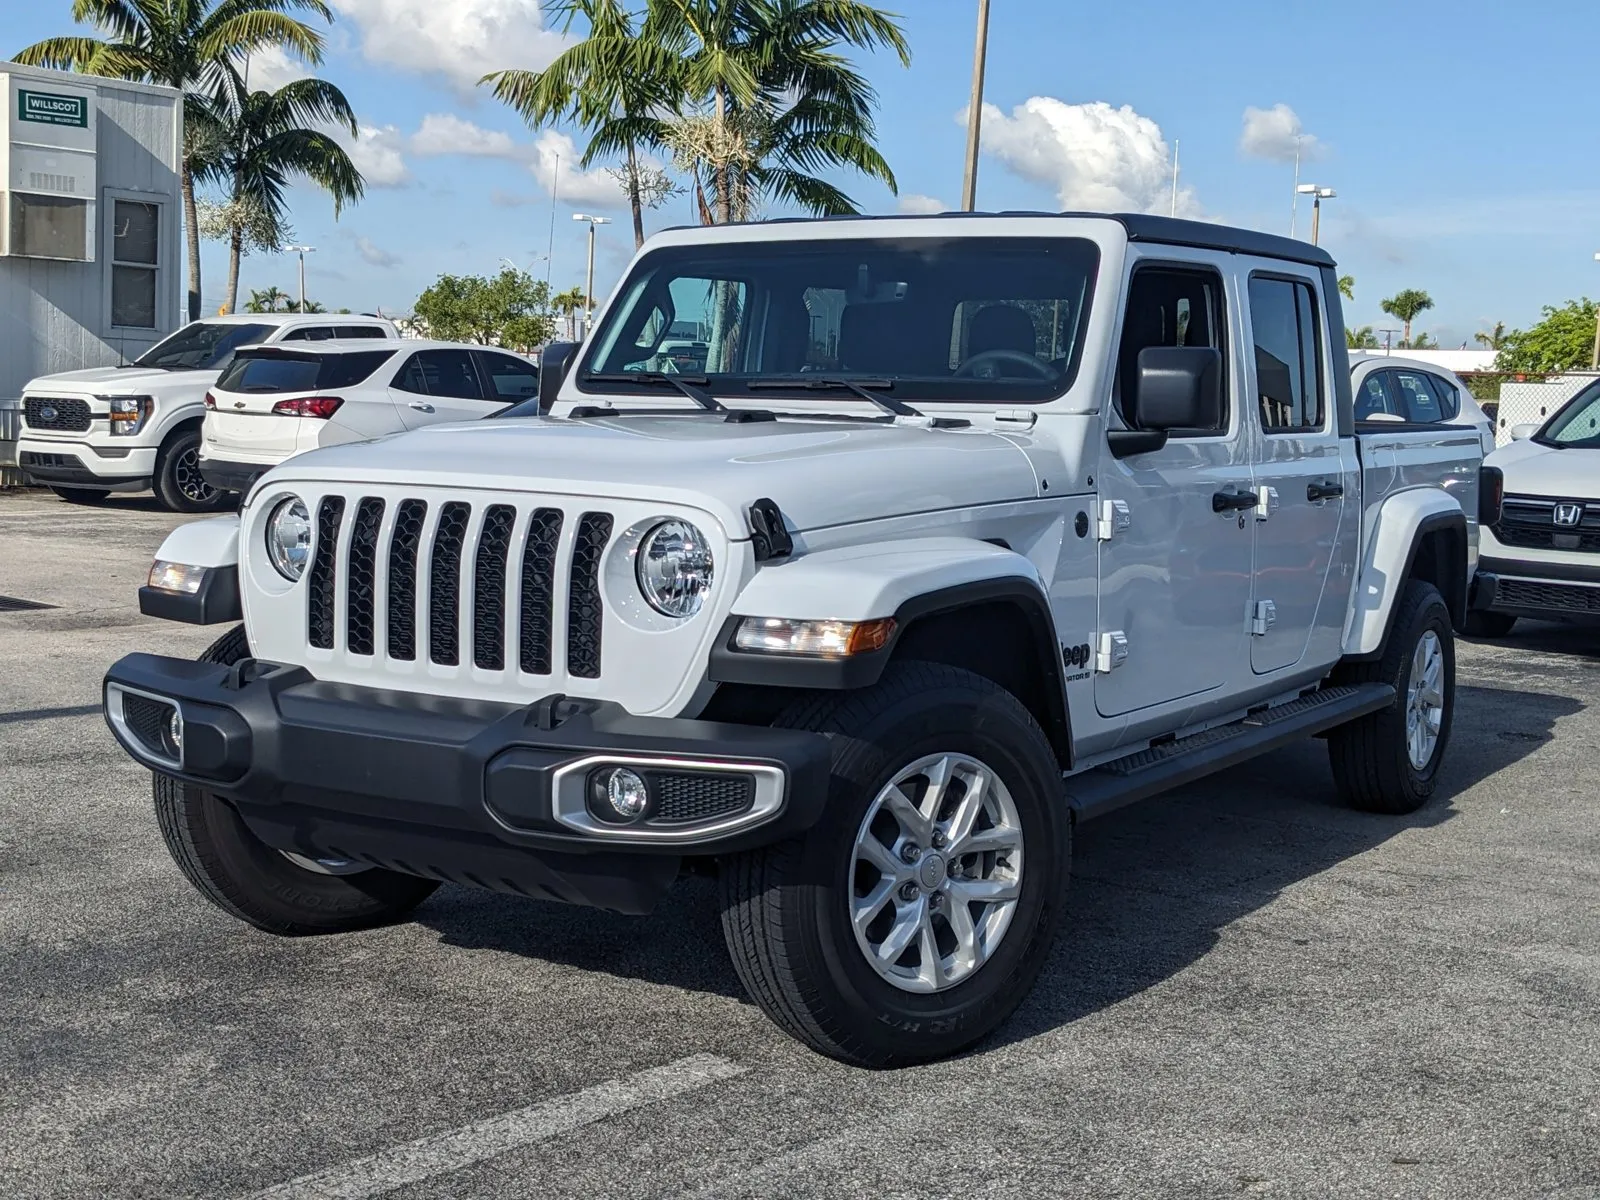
left=604, top=768, right=649, bottom=819
left=165, top=707, right=184, bottom=759
left=148, top=559, right=206, bottom=595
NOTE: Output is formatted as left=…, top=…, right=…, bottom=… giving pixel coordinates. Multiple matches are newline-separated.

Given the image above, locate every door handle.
left=1212, top=489, right=1260, bottom=513
left=1306, top=480, right=1344, bottom=503
left=409, top=401, right=435, bottom=413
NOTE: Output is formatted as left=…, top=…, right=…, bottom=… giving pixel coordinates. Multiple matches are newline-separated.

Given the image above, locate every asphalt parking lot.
left=2, top=488, right=1597, bottom=1200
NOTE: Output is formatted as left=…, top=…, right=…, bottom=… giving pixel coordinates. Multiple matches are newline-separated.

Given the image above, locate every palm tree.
left=1474, top=321, right=1507, bottom=350
left=483, top=0, right=679, bottom=249
left=1337, top=275, right=1354, bottom=302
left=1346, top=325, right=1379, bottom=350
left=200, top=72, right=363, bottom=314
left=651, top=0, right=911, bottom=223
left=16, top=0, right=334, bottom=321
left=245, top=285, right=291, bottom=312
left=1380, top=289, right=1434, bottom=346
left=552, top=286, right=587, bottom=340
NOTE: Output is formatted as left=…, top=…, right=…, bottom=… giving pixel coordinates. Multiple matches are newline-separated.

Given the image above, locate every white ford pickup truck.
left=18, top=312, right=396, bottom=511
left=104, top=214, right=1489, bottom=1067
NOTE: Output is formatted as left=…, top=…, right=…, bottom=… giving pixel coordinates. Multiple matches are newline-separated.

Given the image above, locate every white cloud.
left=243, top=45, right=312, bottom=92
left=897, top=193, right=947, bottom=215
left=344, top=124, right=411, bottom=187
left=1239, top=104, right=1321, bottom=164
left=971, top=98, right=1197, bottom=217
left=353, top=235, right=400, bottom=267
left=330, top=0, right=566, bottom=93
left=410, top=112, right=521, bottom=159
left=529, top=131, right=627, bottom=208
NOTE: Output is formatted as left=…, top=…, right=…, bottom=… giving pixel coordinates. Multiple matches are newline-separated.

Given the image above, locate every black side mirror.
left=1131, top=346, right=1222, bottom=430
left=538, top=342, right=579, bottom=414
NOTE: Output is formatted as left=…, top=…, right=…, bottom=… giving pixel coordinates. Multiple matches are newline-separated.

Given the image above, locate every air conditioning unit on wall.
left=0, top=73, right=97, bottom=261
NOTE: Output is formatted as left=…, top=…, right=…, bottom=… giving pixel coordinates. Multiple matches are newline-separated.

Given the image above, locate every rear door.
left=1243, top=270, right=1358, bottom=676
left=391, top=348, right=498, bottom=427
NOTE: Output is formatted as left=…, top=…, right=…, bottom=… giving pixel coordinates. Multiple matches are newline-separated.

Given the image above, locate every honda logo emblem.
left=1554, top=502, right=1583, bottom=527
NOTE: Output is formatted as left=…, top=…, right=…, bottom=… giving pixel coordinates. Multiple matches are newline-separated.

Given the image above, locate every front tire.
left=719, top=663, right=1071, bottom=1067
left=153, top=427, right=228, bottom=513
left=1329, top=580, right=1455, bottom=814
left=152, top=623, right=439, bottom=934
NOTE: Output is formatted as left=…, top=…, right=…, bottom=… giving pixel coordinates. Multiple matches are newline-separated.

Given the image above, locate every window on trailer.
left=111, top=200, right=159, bottom=328
left=10, top=193, right=89, bottom=260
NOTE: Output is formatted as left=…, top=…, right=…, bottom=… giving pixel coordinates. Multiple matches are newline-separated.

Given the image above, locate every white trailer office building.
left=0, top=64, right=182, bottom=485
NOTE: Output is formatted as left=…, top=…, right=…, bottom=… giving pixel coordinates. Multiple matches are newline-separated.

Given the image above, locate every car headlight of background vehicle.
left=105, top=394, right=153, bottom=436
left=636, top=519, right=714, bottom=618
left=265, top=496, right=312, bottom=581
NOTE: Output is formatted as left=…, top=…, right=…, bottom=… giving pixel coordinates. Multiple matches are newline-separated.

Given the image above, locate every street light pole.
left=285, top=245, right=315, bottom=312
left=960, top=0, right=992, bottom=212
left=1296, top=184, right=1335, bottom=246
left=572, top=214, right=611, bottom=339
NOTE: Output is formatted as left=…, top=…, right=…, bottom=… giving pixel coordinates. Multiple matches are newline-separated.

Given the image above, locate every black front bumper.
left=103, top=654, right=832, bottom=914
left=19, top=450, right=150, bottom=489
left=1473, top=557, right=1600, bottom=621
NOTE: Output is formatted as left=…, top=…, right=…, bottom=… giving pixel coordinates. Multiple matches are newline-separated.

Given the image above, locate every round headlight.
left=265, top=496, right=312, bottom=581
left=636, top=519, right=714, bottom=618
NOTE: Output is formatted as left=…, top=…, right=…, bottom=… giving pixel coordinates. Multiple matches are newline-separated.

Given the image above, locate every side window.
left=1115, top=265, right=1228, bottom=434
left=1247, top=276, right=1324, bottom=433
left=392, top=353, right=429, bottom=394
left=110, top=199, right=159, bottom=327
left=281, top=326, right=337, bottom=342
left=1393, top=370, right=1444, bottom=423
left=480, top=353, right=540, bottom=402
left=1354, top=371, right=1399, bottom=420
left=416, top=349, right=484, bottom=400
left=336, top=325, right=388, bottom=339
left=1424, top=373, right=1460, bottom=420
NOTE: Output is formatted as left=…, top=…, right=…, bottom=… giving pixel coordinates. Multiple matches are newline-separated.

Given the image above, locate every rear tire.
left=1464, top=610, right=1517, bottom=638
left=152, top=622, right=439, bottom=935
left=153, top=427, right=228, bottom=513
left=719, top=663, right=1071, bottom=1067
left=1329, top=580, right=1455, bottom=814
left=49, top=486, right=109, bottom=505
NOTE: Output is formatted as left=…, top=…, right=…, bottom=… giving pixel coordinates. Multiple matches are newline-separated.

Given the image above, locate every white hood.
left=263, top=415, right=1040, bottom=534
left=24, top=365, right=213, bottom=394
left=1488, top=438, right=1600, bottom=498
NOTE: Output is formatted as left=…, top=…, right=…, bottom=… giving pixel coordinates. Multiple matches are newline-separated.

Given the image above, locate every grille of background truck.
left=22, top=397, right=92, bottom=433
left=1496, top=578, right=1600, bottom=614
left=1495, top=495, right=1600, bottom=553
left=304, top=494, right=614, bottom=679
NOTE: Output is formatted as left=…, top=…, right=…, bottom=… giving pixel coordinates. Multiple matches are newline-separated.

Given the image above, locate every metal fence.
left=0, top=398, right=24, bottom=487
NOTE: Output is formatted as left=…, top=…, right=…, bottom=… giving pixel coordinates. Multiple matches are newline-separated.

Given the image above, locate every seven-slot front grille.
left=303, top=494, right=617, bottom=680
left=23, top=396, right=92, bottom=432
left=1495, top=495, right=1600, bottom=553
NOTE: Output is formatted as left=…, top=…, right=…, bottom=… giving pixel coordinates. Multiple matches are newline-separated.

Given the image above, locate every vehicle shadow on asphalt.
left=412, top=681, right=1580, bottom=1034
left=991, top=679, right=1580, bottom=1052
left=1469, top=620, right=1600, bottom=660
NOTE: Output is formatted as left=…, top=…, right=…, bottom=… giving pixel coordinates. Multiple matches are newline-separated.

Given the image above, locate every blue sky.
left=10, top=0, right=1593, bottom=345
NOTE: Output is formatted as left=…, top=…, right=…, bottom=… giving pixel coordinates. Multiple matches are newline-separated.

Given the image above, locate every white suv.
left=17, top=313, right=396, bottom=511
left=199, top=340, right=538, bottom=494
left=1470, top=378, right=1600, bottom=634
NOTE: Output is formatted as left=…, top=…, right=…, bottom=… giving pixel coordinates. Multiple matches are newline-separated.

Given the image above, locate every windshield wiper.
left=586, top=372, right=725, bottom=412
left=746, top=376, right=921, bottom=418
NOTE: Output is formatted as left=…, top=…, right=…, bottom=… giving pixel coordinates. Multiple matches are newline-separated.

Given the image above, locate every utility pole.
left=285, top=245, right=315, bottom=312
left=1290, top=135, right=1302, bottom=238
left=960, top=0, right=992, bottom=212
left=573, top=214, right=611, bottom=339
left=1378, top=328, right=1399, bottom=355
left=546, top=153, right=560, bottom=290
left=1169, top=140, right=1180, bottom=218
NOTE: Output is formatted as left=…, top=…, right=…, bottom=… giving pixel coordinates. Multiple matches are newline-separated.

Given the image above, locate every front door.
left=1095, top=256, right=1257, bottom=718
left=1243, top=271, right=1356, bottom=675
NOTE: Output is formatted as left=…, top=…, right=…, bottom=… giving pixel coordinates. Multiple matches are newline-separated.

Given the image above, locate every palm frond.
left=200, top=10, right=325, bottom=65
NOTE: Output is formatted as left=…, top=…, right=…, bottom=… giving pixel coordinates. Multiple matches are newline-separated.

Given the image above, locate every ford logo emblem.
left=39, top=405, right=57, bottom=422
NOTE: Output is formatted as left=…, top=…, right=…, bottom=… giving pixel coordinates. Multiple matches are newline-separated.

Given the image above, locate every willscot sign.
left=19, top=89, right=89, bottom=128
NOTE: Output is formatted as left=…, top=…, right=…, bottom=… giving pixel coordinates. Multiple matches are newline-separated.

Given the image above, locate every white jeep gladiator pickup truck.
left=18, top=312, right=396, bottom=511
left=104, top=214, right=1489, bottom=1067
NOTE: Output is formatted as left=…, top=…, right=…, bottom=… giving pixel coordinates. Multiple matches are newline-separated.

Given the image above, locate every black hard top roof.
left=667, top=211, right=1336, bottom=269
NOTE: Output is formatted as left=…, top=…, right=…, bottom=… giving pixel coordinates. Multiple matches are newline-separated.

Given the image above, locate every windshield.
left=135, top=321, right=275, bottom=371
left=1538, top=381, right=1600, bottom=448
left=215, top=349, right=396, bottom=393
left=579, top=237, right=1100, bottom=405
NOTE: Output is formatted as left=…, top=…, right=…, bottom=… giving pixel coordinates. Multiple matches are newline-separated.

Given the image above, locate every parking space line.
left=246, top=1053, right=747, bottom=1200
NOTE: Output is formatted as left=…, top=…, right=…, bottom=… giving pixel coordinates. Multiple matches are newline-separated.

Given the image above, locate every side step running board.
left=1066, top=683, right=1396, bottom=823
